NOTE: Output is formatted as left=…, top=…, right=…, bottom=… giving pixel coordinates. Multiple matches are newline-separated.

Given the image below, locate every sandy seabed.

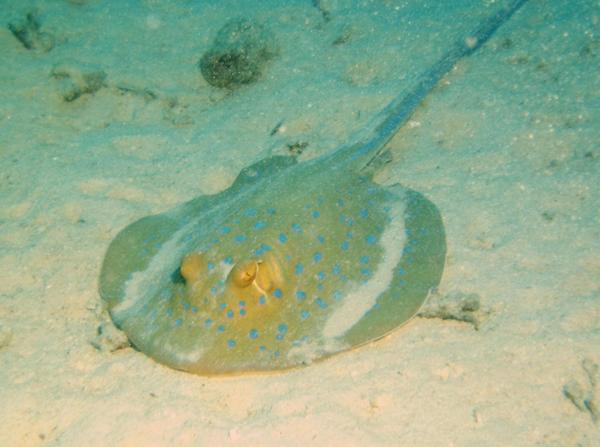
left=0, top=0, right=599, bottom=446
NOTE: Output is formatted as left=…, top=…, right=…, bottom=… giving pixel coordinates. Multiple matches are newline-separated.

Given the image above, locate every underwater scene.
left=0, top=0, right=598, bottom=445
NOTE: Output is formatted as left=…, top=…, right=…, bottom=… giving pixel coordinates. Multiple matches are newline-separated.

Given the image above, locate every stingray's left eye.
left=228, top=260, right=258, bottom=288
left=179, top=252, right=207, bottom=284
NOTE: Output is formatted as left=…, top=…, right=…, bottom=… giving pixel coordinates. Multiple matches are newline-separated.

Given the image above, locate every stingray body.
left=99, top=0, right=528, bottom=375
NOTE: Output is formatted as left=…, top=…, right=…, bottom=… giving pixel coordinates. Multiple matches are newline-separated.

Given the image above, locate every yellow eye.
left=180, top=252, right=206, bottom=284
left=255, top=253, right=283, bottom=292
left=228, top=260, right=258, bottom=288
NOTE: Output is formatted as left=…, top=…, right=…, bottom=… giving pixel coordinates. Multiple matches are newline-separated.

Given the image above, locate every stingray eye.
left=229, top=260, right=258, bottom=288
left=255, top=253, right=283, bottom=292
left=254, top=261, right=272, bottom=291
left=180, top=252, right=206, bottom=284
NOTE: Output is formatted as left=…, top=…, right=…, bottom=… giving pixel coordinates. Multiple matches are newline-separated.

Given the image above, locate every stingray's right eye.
left=180, top=252, right=207, bottom=284
left=228, top=260, right=258, bottom=288
left=254, top=254, right=283, bottom=292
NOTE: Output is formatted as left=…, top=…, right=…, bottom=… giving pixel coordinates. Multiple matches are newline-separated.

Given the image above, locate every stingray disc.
left=100, top=158, right=445, bottom=375
left=95, top=0, right=534, bottom=375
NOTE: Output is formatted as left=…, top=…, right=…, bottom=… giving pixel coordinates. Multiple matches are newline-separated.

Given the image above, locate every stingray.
left=99, top=0, right=528, bottom=375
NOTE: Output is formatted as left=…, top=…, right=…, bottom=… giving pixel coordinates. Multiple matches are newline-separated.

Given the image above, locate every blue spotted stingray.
left=99, top=1, right=528, bottom=375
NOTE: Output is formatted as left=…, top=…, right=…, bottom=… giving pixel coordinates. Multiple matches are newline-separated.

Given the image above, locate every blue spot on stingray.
left=182, top=302, right=190, bottom=311
left=174, top=318, right=182, bottom=327
left=227, top=339, right=236, bottom=348
left=292, top=223, right=302, bottom=233
left=204, top=319, right=213, bottom=328
left=278, top=323, right=288, bottom=334
left=337, top=199, right=345, bottom=207
left=249, top=329, right=259, bottom=339
left=361, top=268, right=371, bottom=276
left=273, top=288, right=283, bottom=299
left=258, top=295, right=266, bottom=305
left=217, top=324, right=225, bottom=333
left=360, top=255, right=370, bottom=264
left=333, top=264, right=341, bottom=275
left=240, top=309, right=247, bottom=316
left=166, top=308, right=173, bottom=316
left=259, top=345, right=267, bottom=352
left=223, top=256, right=234, bottom=265
left=312, top=210, right=321, bottom=218
left=254, top=220, right=267, bottom=230
left=219, top=303, right=226, bottom=310
left=341, top=240, right=350, bottom=251
left=366, top=234, right=377, bottom=245
left=317, top=235, right=326, bottom=244
left=267, top=208, right=276, bottom=215
left=255, top=244, right=272, bottom=255
left=359, top=208, right=369, bottom=218
left=207, top=262, right=215, bottom=270
left=314, top=298, right=328, bottom=309
left=332, top=290, right=343, bottom=300
left=210, top=286, right=218, bottom=295
left=244, top=208, right=257, bottom=217
left=278, top=233, right=288, bottom=243
left=234, top=234, right=246, bottom=243
left=397, top=267, right=406, bottom=276
left=296, top=290, right=306, bottom=300
left=313, top=252, right=323, bottom=262
left=295, top=263, right=304, bottom=275
left=317, top=283, right=324, bottom=290
left=226, top=310, right=234, bottom=319
left=221, top=226, right=231, bottom=234
left=191, top=306, right=198, bottom=313
left=317, top=271, right=326, bottom=280
left=301, top=310, right=311, bottom=320
left=239, top=300, right=246, bottom=307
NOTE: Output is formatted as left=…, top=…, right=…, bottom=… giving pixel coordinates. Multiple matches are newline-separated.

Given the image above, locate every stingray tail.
left=332, top=0, right=529, bottom=170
